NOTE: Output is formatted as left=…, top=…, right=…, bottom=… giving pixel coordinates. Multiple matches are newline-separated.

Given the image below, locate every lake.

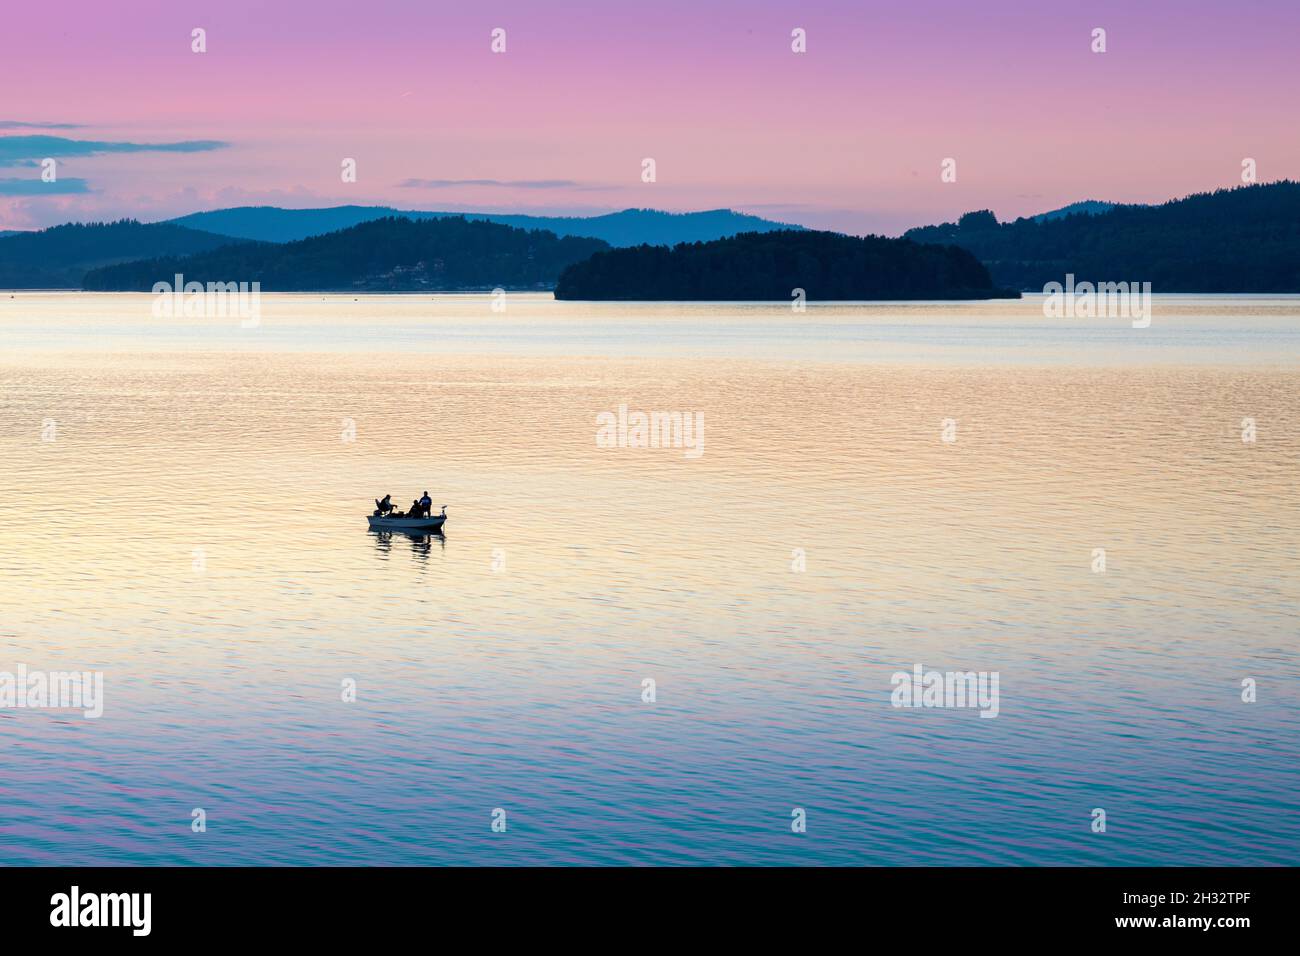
left=0, top=292, right=1297, bottom=865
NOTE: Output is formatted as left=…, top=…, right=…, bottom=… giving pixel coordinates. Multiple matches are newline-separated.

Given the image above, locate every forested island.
left=82, top=216, right=609, bottom=291
left=904, top=181, right=1300, bottom=292
left=554, top=230, right=1018, bottom=300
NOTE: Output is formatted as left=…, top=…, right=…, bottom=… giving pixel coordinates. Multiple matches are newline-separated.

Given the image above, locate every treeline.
left=903, top=181, right=1300, bottom=291
left=554, top=229, right=1018, bottom=300
left=83, top=216, right=609, bottom=291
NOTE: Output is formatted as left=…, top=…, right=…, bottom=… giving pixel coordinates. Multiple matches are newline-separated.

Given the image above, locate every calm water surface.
left=1, top=293, right=1297, bottom=865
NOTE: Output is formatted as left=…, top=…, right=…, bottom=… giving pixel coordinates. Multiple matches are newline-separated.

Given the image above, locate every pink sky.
left=1, top=0, right=1297, bottom=233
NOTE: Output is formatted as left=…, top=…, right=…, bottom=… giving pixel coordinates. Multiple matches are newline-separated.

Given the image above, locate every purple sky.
left=1, top=0, right=1296, bottom=233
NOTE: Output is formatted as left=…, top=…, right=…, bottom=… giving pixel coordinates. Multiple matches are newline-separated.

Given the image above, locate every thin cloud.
left=0, top=121, right=85, bottom=130
left=398, top=178, right=589, bottom=190
left=0, top=135, right=228, bottom=167
left=0, top=177, right=91, bottom=195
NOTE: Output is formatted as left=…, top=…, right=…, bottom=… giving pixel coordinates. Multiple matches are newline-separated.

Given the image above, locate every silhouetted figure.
left=374, top=494, right=393, bottom=516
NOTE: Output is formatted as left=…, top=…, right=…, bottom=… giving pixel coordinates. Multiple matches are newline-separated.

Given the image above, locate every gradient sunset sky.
left=2, top=0, right=1296, bottom=234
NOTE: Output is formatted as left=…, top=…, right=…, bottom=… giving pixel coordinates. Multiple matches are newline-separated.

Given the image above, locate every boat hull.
left=367, top=515, right=447, bottom=532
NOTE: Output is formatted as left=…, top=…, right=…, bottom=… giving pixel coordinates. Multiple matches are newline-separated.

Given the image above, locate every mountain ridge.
left=82, top=215, right=608, bottom=292
left=165, top=206, right=804, bottom=247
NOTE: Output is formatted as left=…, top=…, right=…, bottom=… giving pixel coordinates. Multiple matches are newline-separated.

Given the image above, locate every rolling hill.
left=1031, top=200, right=1116, bottom=222
left=82, top=216, right=609, bottom=291
left=0, top=220, right=237, bottom=289
left=904, top=181, right=1300, bottom=291
left=165, top=206, right=803, bottom=247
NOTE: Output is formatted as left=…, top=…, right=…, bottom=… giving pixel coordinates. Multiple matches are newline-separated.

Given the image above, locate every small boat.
left=367, top=505, right=447, bottom=532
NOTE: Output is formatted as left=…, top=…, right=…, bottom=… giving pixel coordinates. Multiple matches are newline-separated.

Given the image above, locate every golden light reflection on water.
left=0, top=295, right=1296, bottom=864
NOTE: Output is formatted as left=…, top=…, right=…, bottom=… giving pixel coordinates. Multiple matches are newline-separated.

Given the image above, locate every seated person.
left=374, top=494, right=394, bottom=516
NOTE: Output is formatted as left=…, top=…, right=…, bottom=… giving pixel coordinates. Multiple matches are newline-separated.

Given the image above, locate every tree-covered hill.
left=903, top=181, right=1300, bottom=292
left=0, top=220, right=235, bottom=289
left=554, top=229, right=1018, bottom=300
left=166, top=205, right=802, bottom=247
left=83, top=216, right=610, bottom=291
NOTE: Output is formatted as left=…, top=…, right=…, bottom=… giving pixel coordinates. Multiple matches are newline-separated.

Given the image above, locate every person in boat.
left=410, top=499, right=423, bottom=518
left=419, top=492, right=432, bottom=517
left=374, top=494, right=394, bottom=516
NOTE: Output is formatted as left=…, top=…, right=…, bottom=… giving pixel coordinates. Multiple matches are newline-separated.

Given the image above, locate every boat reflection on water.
left=370, top=528, right=445, bottom=560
